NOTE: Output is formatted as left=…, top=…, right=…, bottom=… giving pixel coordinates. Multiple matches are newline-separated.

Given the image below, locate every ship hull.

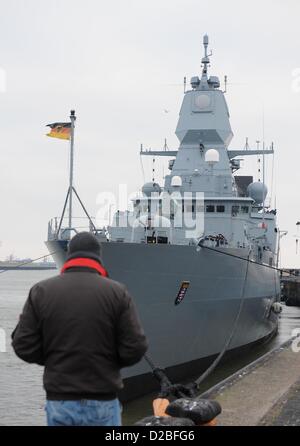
left=46, top=240, right=279, bottom=400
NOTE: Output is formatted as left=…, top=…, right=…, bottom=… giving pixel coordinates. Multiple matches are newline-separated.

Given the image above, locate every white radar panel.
left=192, top=93, right=213, bottom=113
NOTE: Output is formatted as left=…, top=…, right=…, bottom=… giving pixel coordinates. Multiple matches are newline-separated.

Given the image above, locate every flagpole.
left=69, top=110, right=76, bottom=230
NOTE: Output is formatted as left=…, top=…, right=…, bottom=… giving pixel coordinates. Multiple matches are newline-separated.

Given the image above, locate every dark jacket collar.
left=67, top=251, right=103, bottom=264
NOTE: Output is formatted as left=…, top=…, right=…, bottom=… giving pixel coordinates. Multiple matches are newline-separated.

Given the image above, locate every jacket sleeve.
left=11, top=287, right=44, bottom=366
left=116, top=288, right=148, bottom=367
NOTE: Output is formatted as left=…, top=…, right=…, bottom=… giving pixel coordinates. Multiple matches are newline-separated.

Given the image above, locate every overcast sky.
left=0, top=0, right=300, bottom=267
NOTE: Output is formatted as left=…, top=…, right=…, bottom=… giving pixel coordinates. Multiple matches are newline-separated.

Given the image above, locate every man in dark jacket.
left=12, top=232, right=148, bottom=426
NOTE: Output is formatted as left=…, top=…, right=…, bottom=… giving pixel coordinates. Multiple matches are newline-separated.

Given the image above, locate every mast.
left=69, top=110, right=76, bottom=229
left=53, top=109, right=97, bottom=239
left=262, top=110, right=266, bottom=228
left=201, top=34, right=211, bottom=79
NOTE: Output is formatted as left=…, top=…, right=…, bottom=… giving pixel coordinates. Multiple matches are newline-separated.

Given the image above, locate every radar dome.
left=205, top=149, right=220, bottom=165
left=142, top=182, right=161, bottom=197
left=247, top=182, right=268, bottom=204
left=171, top=176, right=182, bottom=187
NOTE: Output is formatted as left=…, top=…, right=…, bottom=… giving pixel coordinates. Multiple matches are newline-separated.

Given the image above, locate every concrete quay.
left=201, top=338, right=300, bottom=426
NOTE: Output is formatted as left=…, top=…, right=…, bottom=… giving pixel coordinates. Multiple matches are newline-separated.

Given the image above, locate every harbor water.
left=0, top=270, right=300, bottom=426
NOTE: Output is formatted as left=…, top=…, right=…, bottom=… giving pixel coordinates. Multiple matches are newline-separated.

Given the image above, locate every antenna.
left=184, top=76, right=186, bottom=93
left=223, top=75, right=228, bottom=93
left=152, top=158, right=156, bottom=183
left=163, top=138, right=168, bottom=151
left=262, top=106, right=265, bottom=148
left=139, top=145, right=145, bottom=183
left=262, top=140, right=266, bottom=226
left=201, top=34, right=212, bottom=77
left=262, top=107, right=266, bottom=224
left=276, top=230, right=288, bottom=268
left=203, top=34, right=209, bottom=56
left=296, top=222, right=300, bottom=254
left=270, top=142, right=275, bottom=208
left=256, top=141, right=261, bottom=182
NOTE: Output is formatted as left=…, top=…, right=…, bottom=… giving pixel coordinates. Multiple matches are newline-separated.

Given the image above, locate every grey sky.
left=0, top=0, right=299, bottom=267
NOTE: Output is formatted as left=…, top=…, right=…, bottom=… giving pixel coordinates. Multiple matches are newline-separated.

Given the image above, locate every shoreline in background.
left=0, top=262, right=57, bottom=271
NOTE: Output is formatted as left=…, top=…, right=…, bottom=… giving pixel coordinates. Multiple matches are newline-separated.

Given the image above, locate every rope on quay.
left=195, top=248, right=251, bottom=387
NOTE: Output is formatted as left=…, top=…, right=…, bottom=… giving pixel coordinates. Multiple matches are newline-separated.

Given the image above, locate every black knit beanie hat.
left=67, top=232, right=102, bottom=263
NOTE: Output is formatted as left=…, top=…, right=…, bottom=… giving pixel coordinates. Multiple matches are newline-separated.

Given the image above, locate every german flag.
left=46, top=122, right=71, bottom=140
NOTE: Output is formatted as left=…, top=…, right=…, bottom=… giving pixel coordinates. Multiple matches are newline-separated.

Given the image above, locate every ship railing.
left=47, top=217, right=106, bottom=241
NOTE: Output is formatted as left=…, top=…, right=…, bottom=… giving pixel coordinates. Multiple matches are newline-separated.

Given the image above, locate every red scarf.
left=61, top=257, right=108, bottom=277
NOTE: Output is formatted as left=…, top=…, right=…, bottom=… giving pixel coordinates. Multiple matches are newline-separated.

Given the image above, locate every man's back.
left=12, top=231, right=148, bottom=426
left=12, top=267, right=148, bottom=400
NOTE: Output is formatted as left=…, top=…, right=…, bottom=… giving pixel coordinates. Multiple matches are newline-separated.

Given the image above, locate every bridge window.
left=185, top=203, right=194, bottom=213
left=232, top=205, right=239, bottom=217
left=206, top=205, right=215, bottom=213
left=216, top=205, right=225, bottom=213
left=241, top=206, right=249, bottom=214
left=147, top=236, right=156, bottom=244
left=157, top=236, right=168, bottom=244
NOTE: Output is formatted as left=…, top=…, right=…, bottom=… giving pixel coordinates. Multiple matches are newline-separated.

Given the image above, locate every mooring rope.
left=197, top=241, right=297, bottom=278
left=195, top=246, right=251, bottom=388
left=0, top=252, right=58, bottom=274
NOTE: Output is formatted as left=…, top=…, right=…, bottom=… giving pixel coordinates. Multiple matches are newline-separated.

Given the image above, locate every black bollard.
left=134, top=416, right=195, bottom=426
left=165, top=398, right=222, bottom=426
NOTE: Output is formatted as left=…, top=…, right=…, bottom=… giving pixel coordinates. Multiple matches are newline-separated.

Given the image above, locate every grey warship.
left=46, top=35, right=280, bottom=400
